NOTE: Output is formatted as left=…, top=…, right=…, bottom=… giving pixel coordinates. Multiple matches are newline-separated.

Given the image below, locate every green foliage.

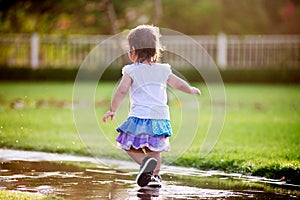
left=0, top=0, right=111, bottom=34
left=1, top=67, right=300, bottom=83
left=0, top=0, right=299, bottom=34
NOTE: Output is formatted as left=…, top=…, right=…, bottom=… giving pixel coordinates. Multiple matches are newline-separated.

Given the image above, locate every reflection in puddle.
left=0, top=155, right=299, bottom=199
left=133, top=185, right=248, bottom=199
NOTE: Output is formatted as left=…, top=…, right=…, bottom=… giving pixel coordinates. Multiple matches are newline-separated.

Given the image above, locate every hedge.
left=1, top=66, right=300, bottom=83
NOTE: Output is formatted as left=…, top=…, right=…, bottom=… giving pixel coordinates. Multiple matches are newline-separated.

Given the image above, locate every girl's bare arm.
left=167, top=73, right=201, bottom=95
left=103, top=73, right=132, bottom=122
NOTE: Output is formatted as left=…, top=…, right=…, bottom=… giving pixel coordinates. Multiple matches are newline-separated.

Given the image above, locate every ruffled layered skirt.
left=116, top=117, right=172, bottom=152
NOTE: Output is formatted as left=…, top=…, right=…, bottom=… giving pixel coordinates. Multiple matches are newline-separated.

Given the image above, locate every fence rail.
left=0, top=33, right=299, bottom=69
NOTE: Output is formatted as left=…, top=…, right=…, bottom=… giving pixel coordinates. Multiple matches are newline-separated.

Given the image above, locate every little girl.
left=102, top=25, right=201, bottom=187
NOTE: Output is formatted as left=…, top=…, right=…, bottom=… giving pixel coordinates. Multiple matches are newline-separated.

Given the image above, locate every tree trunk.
left=154, top=0, right=163, bottom=25
left=104, top=0, right=126, bottom=65
left=104, top=0, right=119, bottom=34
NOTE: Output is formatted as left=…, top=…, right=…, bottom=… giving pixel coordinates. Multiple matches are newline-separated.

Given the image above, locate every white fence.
left=0, top=33, right=299, bottom=69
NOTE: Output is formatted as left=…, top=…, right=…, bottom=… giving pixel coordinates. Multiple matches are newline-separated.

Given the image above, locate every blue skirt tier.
left=116, top=117, right=172, bottom=137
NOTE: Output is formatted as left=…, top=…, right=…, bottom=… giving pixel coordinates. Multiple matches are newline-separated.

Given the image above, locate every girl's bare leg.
left=147, top=151, right=161, bottom=175
left=126, top=148, right=147, bottom=165
left=126, top=148, right=162, bottom=175
left=126, top=150, right=146, bottom=165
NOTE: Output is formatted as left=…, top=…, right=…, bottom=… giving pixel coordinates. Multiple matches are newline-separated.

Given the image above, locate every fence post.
left=217, top=32, right=227, bottom=69
left=30, top=33, right=39, bottom=69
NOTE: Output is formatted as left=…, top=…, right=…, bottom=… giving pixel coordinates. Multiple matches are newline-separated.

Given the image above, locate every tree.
left=0, top=0, right=299, bottom=34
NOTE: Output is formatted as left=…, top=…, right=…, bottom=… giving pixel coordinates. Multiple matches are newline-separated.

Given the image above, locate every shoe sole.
left=147, top=181, right=162, bottom=188
left=148, top=175, right=162, bottom=188
left=136, top=157, right=157, bottom=186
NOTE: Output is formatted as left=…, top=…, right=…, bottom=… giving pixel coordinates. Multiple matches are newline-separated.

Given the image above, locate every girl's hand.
left=102, top=111, right=115, bottom=123
left=191, top=87, right=201, bottom=95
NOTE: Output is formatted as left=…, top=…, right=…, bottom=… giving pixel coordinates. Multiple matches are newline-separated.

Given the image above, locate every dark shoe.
left=136, top=156, right=157, bottom=187
left=148, top=175, right=162, bottom=188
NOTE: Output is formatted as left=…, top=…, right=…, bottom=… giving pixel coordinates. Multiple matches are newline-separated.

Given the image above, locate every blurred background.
left=0, top=0, right=299, bottom=81
left=1, top=2, right=300, bottom=196
left=1, top=0, right=299, bottom=35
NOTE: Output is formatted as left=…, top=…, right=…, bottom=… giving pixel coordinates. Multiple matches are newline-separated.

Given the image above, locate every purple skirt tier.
left=116, top=132, right=170, bottom=152
left=116, top=117, right=172, bottom=152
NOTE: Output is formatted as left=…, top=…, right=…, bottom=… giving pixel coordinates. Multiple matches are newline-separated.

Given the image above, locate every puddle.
left=0, top=150, right=299, bottom=199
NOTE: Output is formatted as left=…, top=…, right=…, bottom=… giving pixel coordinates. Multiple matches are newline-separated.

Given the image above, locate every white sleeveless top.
left=122, top=63, right=171, bottom=119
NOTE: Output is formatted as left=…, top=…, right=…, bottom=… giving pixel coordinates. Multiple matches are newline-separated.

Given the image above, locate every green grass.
left=0, top=190, right=63, bottom=200
left=0, top=81, right=299, bottom=182
left=174, top=84, right=300, bottom=182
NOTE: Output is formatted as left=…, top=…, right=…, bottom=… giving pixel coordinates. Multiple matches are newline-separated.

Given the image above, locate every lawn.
left=0, top=81, right=299, bottom=182
left=0, top=190, right=63, bottom=200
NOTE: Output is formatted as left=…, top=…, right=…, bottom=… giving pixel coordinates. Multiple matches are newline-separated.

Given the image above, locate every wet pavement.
left=0, top=149, right=299, bottom=199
